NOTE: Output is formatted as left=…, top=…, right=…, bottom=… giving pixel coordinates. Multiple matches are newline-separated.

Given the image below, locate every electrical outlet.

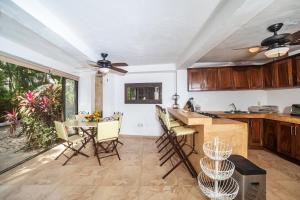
left=137, top=123, right=143, bottom=127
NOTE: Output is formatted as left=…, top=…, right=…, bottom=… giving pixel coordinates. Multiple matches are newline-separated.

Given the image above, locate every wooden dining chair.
left=113, top=112, right=123, bottom=145
left=95, top=120, right=121, bottom=166
left=54, top=121, right=89, bottom=166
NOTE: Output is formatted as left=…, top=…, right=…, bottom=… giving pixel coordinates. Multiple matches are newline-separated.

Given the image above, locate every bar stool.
left=159, top=109, right=198, bottom=179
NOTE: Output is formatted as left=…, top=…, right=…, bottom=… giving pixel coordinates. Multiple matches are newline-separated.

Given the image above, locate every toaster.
left=291, top=104, right=300, bottom=116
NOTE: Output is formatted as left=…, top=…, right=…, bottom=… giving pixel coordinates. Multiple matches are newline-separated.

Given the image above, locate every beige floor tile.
left=1, top=136, right=300, bottom=200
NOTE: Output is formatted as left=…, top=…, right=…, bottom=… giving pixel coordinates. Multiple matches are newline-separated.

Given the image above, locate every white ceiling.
left=1, top=0, right=300, bottom=70
left=37, top=0, right=220, bottom=65
left=199, top=0, right=300, bottom=64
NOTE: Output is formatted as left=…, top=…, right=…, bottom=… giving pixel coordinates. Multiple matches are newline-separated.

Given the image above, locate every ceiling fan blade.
left=232, top=45, right=261, bottom=50
left=87, top=60, right=99, bottom=67
left=111, top=66, right=128, bottom=74
left=287, top=30, right=300, bottom=45
left=111, top=62, right=128, bottom=67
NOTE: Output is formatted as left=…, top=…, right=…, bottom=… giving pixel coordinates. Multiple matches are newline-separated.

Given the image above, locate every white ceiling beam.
left=176, top=0, right=275, bottom=69
left=10, top=0, right=98, bottom=61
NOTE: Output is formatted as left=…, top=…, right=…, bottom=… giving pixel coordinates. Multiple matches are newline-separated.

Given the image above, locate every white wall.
left=103, top=64, right=177, bottom=136
left=266, top=88, right=300, bottom=113
left=78, top=71, right=96, bottom=113
left=190, top=90, right=267, bottom=111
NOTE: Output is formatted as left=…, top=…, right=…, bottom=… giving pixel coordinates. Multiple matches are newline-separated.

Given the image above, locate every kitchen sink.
left=224, top=110, right=249, bottom=114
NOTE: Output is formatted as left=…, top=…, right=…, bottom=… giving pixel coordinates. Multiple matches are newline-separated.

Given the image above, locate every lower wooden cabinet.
left=248, top=119, right=264, bottom=148
left=231, top=118, right=263, bottom=148
left=294, top=125, right=300, bottom=160
left=263, top=119, right=277, bottom=152
left=277, top=122, right=294, bottom=156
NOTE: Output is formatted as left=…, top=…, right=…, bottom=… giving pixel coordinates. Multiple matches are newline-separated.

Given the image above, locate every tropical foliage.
left=0, top=60, right=62, bottom=122
left=18, top=84, right=62, bottom=149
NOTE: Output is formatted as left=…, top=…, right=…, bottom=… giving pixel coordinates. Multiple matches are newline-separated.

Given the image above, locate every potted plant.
left=4, top=108, right=18, bottom=137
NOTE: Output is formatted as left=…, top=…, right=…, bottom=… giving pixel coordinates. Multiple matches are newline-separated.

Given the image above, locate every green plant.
left=18, top=84, right=62, bottom=149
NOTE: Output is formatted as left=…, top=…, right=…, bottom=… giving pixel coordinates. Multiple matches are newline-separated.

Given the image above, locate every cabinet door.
left=263, top=63, right=275, bottom=88
left=263, top=119, right=277, bottom=152
left=217, top=67, right=233, bottom=90
left=202, top=68, right=218, bottom=91
left=274, top=58, right=293, bottom=87
left=249, top=119, right=263, bottom=147
left=248, top=66, right=264, bottom=89
left=232, top=67, right=249, bottom=89
left=294, top=125, right=300, bottom=160
left=188, top=69, right=201, bottom=91
left=293, top=56, right=300, bottom=86
left=277, top=122, right=294, bottom=157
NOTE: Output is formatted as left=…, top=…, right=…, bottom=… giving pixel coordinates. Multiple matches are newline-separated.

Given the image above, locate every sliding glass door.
left=63, top=78, right=78, bottom=120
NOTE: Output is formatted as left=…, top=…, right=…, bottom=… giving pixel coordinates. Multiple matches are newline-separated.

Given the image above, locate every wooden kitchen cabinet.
left=262, top=63, right=277, bottom=88
left=232, top=67, right=249, bottom=89
left=188, top=68, right=217, bottom=91
left=293, top=56, right=300, bottom=86
left=263, top=119, right=277, bottom=152
left=247, top=66, right=264, bottom=89
left=217, top=67, right=234, bottom=90
left=293, top=124, right=300, bottom=160
left=277, top=122, right=294, bottom=157
left=273, top=58, right=293, bottom=87
left=249, top=119, right=264, bottom=148
left=188, top=69, right=201, bottom=91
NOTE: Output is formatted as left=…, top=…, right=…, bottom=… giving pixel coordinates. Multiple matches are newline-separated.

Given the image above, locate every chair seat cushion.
left=172, top=126, right=196, bottom=136
left=170, top=121, right=181, bottom=128
left=69, top=135, right=85, bottom=143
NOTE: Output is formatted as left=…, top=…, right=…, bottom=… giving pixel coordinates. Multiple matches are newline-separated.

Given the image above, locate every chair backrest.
left=113, top=112, right=123, bottom=132
left=54, top=121, right=68, bottom=141
left=160, top=108, right=171, bottom=131
left=97, top=120, right=119, bottom=142
left=75, top=114, right=87, bottom=122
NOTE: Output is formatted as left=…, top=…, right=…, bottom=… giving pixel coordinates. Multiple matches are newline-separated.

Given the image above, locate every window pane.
left=64, top=79, right=77, bottom=120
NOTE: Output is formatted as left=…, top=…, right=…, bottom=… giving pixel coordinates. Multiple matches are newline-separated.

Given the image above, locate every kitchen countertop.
left=208, top=111, right=300, bottom=124
left=168, top=108, right=245, bottom=126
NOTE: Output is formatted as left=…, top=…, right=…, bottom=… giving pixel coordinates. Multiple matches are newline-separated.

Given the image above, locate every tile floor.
left=0, top=136, right=299, bottom=200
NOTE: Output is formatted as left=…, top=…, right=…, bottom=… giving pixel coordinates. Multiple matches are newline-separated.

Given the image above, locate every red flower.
left=25, top=91, right=34, bottom=102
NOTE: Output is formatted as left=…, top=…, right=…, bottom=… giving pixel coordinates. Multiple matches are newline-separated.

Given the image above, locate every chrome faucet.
left=229, top=103, right=237, bottom=112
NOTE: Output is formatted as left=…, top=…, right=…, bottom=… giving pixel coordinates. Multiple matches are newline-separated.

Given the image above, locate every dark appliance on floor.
left=228, top=155, right=266, bottom=200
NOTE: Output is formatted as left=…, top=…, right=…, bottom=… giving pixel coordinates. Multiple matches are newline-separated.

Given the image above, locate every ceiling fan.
left=88, top=53, right=128, bottom=74
left=234, top=23, right=300, bottom=58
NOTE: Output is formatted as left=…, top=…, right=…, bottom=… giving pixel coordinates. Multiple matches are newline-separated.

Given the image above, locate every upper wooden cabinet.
left=247, top=66, right=264, bottom=89
left=188, top=68, right=217, bottom=91
left=293, top=56, right=300, bottom=86
left=263, top=63, right=276, bottom=88
left=273, top=58, right=293, bottom=88
left=187, top=54, right=300, bottom=91
left=232, top=67, right=249, bottom=89
left=217, top=67, right=233, bottom=90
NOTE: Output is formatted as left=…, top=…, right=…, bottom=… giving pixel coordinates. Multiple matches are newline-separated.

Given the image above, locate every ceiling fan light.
left=248, top=47, right=260, bottom=53
left=99, top=68, right=110, bottom=74
left=264, top=46, right=289, bottom=58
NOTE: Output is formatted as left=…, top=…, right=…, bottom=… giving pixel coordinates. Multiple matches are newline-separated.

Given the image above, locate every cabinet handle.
left=291, top=126, right=293, bottom=136
left=295, top=126, right=297, bottom=136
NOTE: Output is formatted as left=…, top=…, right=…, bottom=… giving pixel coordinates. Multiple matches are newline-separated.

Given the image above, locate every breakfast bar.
left=168, top=108, right=248, bottom=173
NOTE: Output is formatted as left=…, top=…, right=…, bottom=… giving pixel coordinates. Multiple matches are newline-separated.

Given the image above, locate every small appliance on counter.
left=291, top=104, right=300, bottom=116
left=248, top=105, right=279, bottom=113
left=183, top=97, right=195, bottom=112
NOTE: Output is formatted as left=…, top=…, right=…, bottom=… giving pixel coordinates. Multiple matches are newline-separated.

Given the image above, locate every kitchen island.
left=168, top=108, right=248, bottom=173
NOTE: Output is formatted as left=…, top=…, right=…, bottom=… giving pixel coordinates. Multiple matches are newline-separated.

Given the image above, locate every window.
left=125, top=83, right=162, bottom=104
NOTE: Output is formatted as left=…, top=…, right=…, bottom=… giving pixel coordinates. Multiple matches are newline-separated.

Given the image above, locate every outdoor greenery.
left=18, top=84, right=62, bottom=149
left=0, top=60, right=62, bottom=122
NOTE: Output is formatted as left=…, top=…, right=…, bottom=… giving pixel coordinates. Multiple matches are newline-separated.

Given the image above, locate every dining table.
left=64, top=120, right=99, bottom=157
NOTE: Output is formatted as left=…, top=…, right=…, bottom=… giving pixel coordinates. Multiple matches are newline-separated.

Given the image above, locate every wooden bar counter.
left=168, top=108, right=248, bottom=173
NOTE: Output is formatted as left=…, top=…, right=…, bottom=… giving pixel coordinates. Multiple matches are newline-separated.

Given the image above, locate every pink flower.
left=5, top=109, right=18, bottom=122
left=42, top=96, right=49, bottom=107
left=25, top=91, right=34, bottom=102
